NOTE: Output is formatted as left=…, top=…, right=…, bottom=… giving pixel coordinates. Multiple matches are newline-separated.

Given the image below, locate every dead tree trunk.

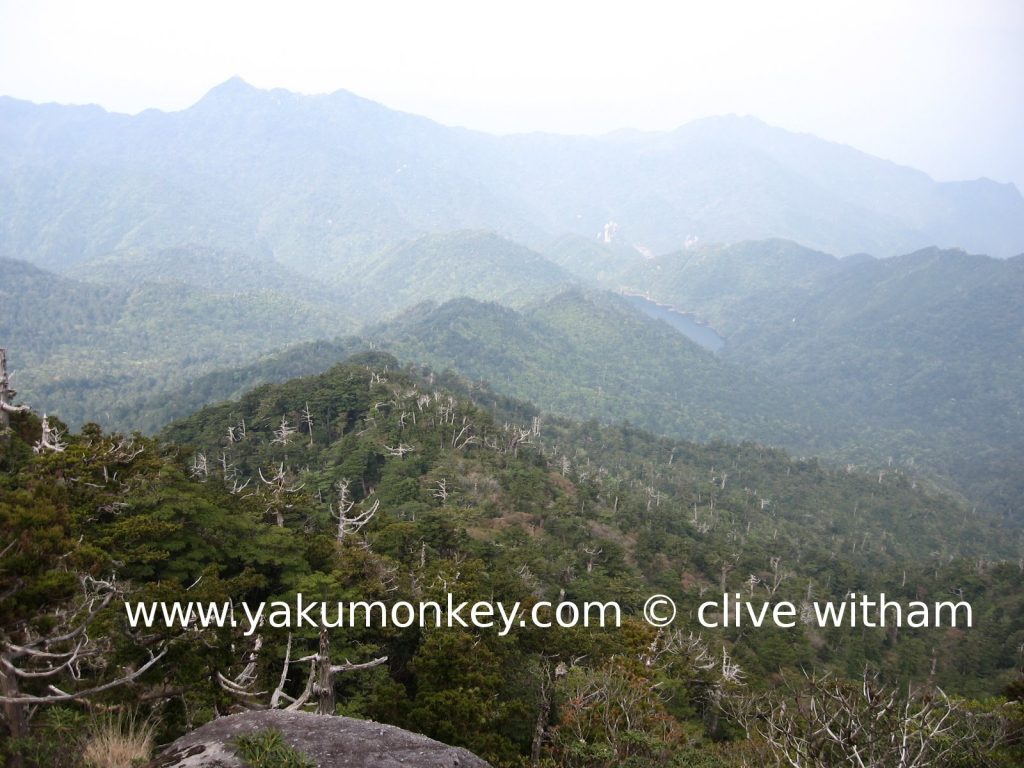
left=0, top=577, right=166, bottom=759
left=1, top=348, right=29, bottom=432
left=303, top=629, right=386, bottom=716
left=530, top=662, right=554, bottom=767
left=332, top=480, right=378, bottom=541
left=1, top=662, right=27, bottom=749
left=315, top=630, right=335, bottom=716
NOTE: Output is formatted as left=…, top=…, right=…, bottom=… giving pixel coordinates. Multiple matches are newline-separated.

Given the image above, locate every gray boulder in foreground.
left=146, top=710, right=492, bottom=768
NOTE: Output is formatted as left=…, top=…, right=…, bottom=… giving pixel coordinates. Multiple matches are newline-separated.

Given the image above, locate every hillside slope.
left=0, top=257, right=353, bottom=426
left=614, top=243, right=1024, bottom=519
left=6, top=356, right=1020, bottom=766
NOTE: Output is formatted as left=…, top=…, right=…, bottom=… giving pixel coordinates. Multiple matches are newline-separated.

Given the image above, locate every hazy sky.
left=2, top=0, right=1022, bottom=188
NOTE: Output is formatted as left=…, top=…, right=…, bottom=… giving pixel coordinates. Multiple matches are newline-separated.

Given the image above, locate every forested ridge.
left=0, top=256, right=349, bottom=428
left=2, top=355, right=1021, bottom=766
left=5, top=226, right=1023, bottom=529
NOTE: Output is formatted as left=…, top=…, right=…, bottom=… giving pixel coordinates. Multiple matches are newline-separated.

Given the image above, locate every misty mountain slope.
left=63, top=243, right=345, bottom=305
left=495, top=126, right=905, bottom=256
left=611, top=238, right=842, bottom=327
left=540, top=233, right=646, bottom=284
left=371, top=289, right=984, bottom=481
left=3, top=81, right=1023, bottom=275
left=671, top=116, right=1024, bottom=255
left=382, top=291, right=776, bottom=444
left=623, top=243, right=1024, bottom=518
left=729, top=249, right=1024, bottom=448
left=0, top=230, right=568, bottom=427
left=647, top=246, right=1024, bottom=431
left=338, top=231, right=576, bottom=317
left=494, top=115, right=1024, bottom=257
left=0, top=81, right=548, bottom=273
left=126, top=291, right=818, bottom=447
left=8, top=227, right=1021, bottom=520
left=106, top=338, right=364, bottom=433
left=0, top=257, right=353, bottom=427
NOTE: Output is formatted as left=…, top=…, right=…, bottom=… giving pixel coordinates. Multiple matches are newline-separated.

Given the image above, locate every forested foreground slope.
left=2, top=355, right=1022, bottom=766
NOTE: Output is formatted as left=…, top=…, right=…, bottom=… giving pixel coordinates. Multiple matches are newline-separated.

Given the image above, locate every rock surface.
left=146, top=710, right=492, bottom=768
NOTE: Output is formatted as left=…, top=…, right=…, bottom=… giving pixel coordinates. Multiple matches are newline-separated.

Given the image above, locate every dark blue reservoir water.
left=622, top=294, right=726, bottom=353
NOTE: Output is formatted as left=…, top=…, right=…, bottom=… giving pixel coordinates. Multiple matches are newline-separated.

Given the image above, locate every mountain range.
left=3, top=77, right=1023, bottom=275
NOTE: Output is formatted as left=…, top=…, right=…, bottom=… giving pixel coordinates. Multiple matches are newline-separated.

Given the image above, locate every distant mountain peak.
left=191, top=76, right=281, bottom=113
left=204, top=75, right=257, bottom=97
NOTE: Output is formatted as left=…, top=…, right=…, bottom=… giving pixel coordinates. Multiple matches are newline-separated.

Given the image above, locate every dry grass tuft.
left=82, top=710, right=157, bottom=768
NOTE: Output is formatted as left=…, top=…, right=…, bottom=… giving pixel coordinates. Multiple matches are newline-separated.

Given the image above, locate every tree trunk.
left=530, top=671, right=552, bottom=767
left=1, top=348, right=13, bottom=431
left=315, top=629, right=335, bottom=716
left=1, top=662, right=27, bottom=768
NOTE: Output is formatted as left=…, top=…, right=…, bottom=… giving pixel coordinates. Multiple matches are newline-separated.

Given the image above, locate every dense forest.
left=5, top=231, right=1022, bottom=529
left=2, top=355, right=1022, bottom=766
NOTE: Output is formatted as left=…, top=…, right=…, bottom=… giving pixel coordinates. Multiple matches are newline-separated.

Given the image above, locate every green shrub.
left=233, top=728, right=316, bottom=768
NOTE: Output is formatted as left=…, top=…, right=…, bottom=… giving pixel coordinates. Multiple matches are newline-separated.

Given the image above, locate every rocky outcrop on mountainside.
left=147, top=709, right=492, bottom=768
